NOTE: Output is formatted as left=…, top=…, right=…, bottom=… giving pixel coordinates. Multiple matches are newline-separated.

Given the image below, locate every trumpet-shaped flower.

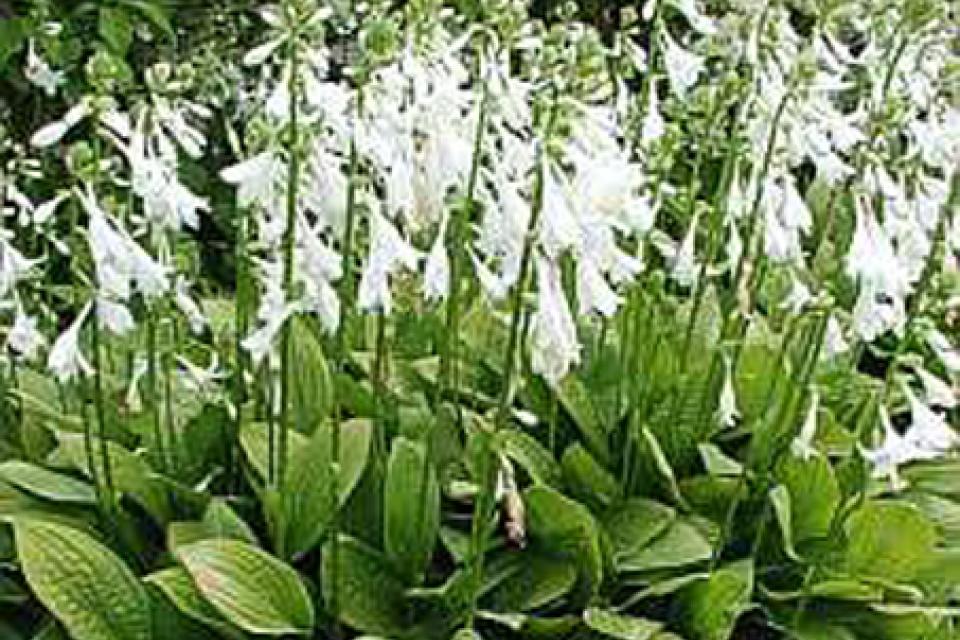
left=529, top=257, right=580, bottom=386
left=48, top=302, right=94, bottom=383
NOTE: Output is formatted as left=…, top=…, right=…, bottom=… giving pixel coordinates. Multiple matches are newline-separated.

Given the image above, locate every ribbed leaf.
left=0, top=461, right=96, bottom=505
left=14, top=519, right=151, bottom=640
left=176, top=539, right=314, bottom=635
left=384, top=437, right=439, bottom=584
left=145, top=567, right=245, bottom=639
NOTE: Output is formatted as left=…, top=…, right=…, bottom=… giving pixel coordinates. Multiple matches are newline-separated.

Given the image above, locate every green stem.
left=90, top=302, right=116, bottom=508
left=278, top=30, right=301, bottom=491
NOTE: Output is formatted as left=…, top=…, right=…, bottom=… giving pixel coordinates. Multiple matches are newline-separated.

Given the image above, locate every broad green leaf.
left=617, top=520, right=711, bottom=573
left=601, top=498, right=675, bottom=566
left=14, top=519, right=151, bottom=640
left=177, top=539, right=314, bottom=635
left=54, top=433, right=171, bottom=524
left=524, top=485, right=603, bottom=601
left=484, top=552, right=577, bottom=612
left=239, top=421, right=308, bottom=481
left=322, top=534, right=408, bottom=637
left=145, top=568, right=245, bottom=639
left=845, top=501, right=937, bottom=583
left=561, top=443, right=620, bottom=511
left=678, top=559, right=754, bottom=640
left=384, top=437, right=439, bottom=584
left=289, top=317, right=333, bottom=432
left=281, top=419, right=372, bottom=558
left=0, top=18, right=27, bottom=69
left=167, top=499, right=258, bottom=552
left=99, top=7, right=134, bottom=55
left=557, top=376, right=610, bottom=464
left=0, top=461, right=96, bottom=505
left=583, top=608, right=662, bottom=640
left=498, top=429, right=562, bottom=486
left=776, top=454, right=839, bottom=543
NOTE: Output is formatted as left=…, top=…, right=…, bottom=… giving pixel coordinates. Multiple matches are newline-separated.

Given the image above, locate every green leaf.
left=240, top=421, right=307, bottom=482
left=601, top=498, right=675, bottom=568
left=769, top=485, right=799, bottom=561
left=54, top=433, right=171, bottom=524
left=845, top=501, right=937, bottom=584
left=616, top=520, right=711, bottom=573
left=0, top=18, right=27, bottom=69
left=384, top=437, right=439, bottom=584
left=116, top=0, right=175, bottom=41
left=561, top=443, right=621, bottom=511
left=698, top=444, right=743, bottom=477
left=176, top=539, right=314, bottom=635
left=498, top=429, right=562, bottom=487
left=167, top=499, right=258, bottom=552
left=99, top=6, right=134, bottom=55
left=289, top=317, right=333, bottom=432
left=557, top=376, right=610, bottom=464
left=145, top=568, right=245, bottom=639
left=14, top=519, right=151, bottom=640
left=524, top=485, right=603, bottom=601
left=678, top=559, right=754, bottom=640
left=322, top=534, right=409, bottom=637
left=776, top=454, right=839, bottom=543
left=484, top=551, right=577, bottom=612
left=280, top=419, right=372, bottom=559
left=0, top=461, right=96, bottom=505
left=583, top=608, right=662, bottom=640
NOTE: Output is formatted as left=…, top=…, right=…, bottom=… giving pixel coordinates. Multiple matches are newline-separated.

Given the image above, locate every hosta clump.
left=0, top=0, right=957, bottom=639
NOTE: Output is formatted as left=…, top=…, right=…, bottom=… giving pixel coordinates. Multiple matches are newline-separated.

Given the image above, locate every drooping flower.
left=671, top=213, right=700, bottom=287
left=423, top=215, right=450, bottom=303
left=717, top=355, right=740, bottom=428
left=915, top=367, right=957, bottom=409
left=903, top=384, right=958, bottom=453
left=662, top=31, right=705, bottom=99
left=861, top=407, right=917, bottom=492
left=529, top=257, right=580, bottom=386
left=48, top=302, right=94, bottom=383
left=357, top=213, right=420, bottom=315
left=7, top=307, right=45, bottom=361
left=24, top=40, right=64, bottom=96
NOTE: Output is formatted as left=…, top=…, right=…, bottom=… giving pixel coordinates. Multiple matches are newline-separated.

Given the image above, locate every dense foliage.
left=0, top=0, right=958, bottom=639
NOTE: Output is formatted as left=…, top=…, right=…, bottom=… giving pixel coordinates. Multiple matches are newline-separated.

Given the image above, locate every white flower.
left=174, top=277, right=208, bottom=335
left=576, top=257, right=621, bottom=317
left=670, top=0, right=716, bottom=34
left=781, top=274, right=812, bottom=315
left=671, top=213, right=699, bottom=287
left=861, top=407, right=916, bottom=492
left=642, top=84, right=666, bottom=143
left=220, top=152, right=282, bottom=208
left=24, top=40, right=64, bottom=96
left=822, top=316, right=849, bottom=358
left=0, top=237, right=39, bottom=299
left=7, top=308, right=45, bottom=361
left=903, top=384, right=958, bottom=453
left=357, top=213, right=420, bottom=315
left=529, top=257, right=580, bottom=386
left=927, top=329, right=960, bottom=373
left=96, top=297, right=135, bottom=336
left=33, top=193, right=68, bottom=225
left=662, top=31, right=705, bottom=99
left=915, top=367, right=957, bottom=409
left=242, top=303, right=295, bottom=367
left=423, top=216, right=450, bottom=303
left=30, top=102, right=90, bottom=148
left=244, top=36, right=287, bottom=67
left=177, top=353, right=227, bottom=395
left=125, top=357, right=149, bottom=413
left=48, top=302, right=94, bottom=383
left=717, top=355, right=739, bottom=428
left=791, top=389, right=819, bottom=459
